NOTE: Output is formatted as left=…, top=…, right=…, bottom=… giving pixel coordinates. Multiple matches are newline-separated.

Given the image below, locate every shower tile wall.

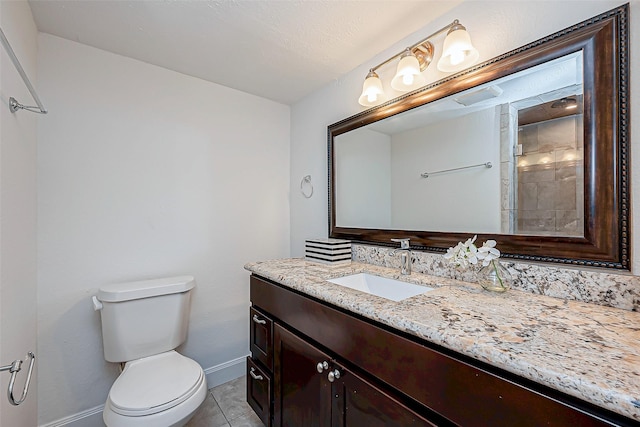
left=516, top=115, right=583, bottom=236
left=500, top=104, right=518, bottom=234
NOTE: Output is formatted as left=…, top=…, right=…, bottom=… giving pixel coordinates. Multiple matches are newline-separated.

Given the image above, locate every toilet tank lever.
left=92, top=296, right=103, bottom=311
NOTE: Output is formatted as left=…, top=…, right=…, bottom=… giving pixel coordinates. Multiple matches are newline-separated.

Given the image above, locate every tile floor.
left=186, top=376, right=264, bottom=427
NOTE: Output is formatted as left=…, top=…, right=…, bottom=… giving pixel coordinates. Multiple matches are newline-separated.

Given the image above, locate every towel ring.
left=300, top=175, right=313, bottom=198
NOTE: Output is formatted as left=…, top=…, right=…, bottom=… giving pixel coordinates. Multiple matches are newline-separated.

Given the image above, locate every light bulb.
left=449, top=50, right=465, bottom=66
left=402, top=74, right=414, bottom=86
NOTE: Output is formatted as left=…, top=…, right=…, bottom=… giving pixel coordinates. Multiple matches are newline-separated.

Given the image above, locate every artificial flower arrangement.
left=444, top=235, right=510, bottom=292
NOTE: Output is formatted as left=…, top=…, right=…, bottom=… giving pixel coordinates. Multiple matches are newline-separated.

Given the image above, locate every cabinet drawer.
left=247, top=356, right=272, bottom=427
left=250, top=306, right=273, bottom=371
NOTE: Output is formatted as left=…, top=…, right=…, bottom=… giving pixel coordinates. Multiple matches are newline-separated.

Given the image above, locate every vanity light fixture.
left=358, top=19, right=479, bottom=107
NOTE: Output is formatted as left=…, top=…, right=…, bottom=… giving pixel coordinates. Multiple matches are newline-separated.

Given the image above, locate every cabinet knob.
left=327, top=369, right=341, bottom=382
left=252, top=314, right=267, bottom=325
left=249, top=367, right=264, bottom=381
left=316, top=361, right=329, bottom=373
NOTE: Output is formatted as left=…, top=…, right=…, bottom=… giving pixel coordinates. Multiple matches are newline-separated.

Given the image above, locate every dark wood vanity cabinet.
left=248, top=275, right=637, bottom=427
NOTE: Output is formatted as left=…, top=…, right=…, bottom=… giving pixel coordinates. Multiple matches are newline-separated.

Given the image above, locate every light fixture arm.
left=368, top=20, right=459, bottom=73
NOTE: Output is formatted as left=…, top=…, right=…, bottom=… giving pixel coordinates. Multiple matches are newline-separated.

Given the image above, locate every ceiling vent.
left=454, top=85, right=503, bottom=106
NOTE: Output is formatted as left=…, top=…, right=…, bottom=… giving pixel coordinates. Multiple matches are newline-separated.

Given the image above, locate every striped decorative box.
left=305, top=238, right=351, bottom=265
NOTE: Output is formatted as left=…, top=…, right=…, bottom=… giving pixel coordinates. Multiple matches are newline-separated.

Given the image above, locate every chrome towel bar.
left=0, top=352, right=35, bottom=406
left=421, top=162, right=492, bottom=178
left=0, top=27, right=47, bottom=114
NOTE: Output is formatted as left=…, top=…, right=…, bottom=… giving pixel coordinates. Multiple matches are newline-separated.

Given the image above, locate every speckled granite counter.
left=244, top=258, right=640, bottom=422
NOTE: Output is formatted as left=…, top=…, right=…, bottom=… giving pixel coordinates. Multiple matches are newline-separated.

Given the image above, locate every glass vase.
left=477, top=260, right=511, bottom=292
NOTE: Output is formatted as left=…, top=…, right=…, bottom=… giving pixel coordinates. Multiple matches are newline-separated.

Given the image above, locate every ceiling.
left=28, top=0, right=459, bottom=105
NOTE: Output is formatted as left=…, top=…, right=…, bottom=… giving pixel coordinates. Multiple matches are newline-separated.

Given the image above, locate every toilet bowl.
left=93, top=276, right=206, bottom=427
left=102, top=351, right=207, bottom=427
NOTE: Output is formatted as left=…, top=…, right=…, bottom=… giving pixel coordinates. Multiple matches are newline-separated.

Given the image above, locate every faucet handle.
left=391, top=238, right=410, bottom=249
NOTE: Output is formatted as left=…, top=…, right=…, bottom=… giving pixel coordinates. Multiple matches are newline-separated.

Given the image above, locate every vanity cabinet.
left=248, top=274, right=636, bottom=427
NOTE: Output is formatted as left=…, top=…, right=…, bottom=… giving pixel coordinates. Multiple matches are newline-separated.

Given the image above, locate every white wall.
left=290, top=0, right=640, bottom=268
left=36, top=34, right=290, bottom=425
left=391, top=108, right=501, bottom=232
left=335, top=128, right=391, bottom=228
left=0, top=1, right=39, bottom=425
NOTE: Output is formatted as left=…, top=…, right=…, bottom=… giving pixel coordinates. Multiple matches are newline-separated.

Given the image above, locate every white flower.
left=444, top=236, right=501, bottom=268
left=444, top=235, right=480, bottom=268
left=477, top=239, right=501, bottom=266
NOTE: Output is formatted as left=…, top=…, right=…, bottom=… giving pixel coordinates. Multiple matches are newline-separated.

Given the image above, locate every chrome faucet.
left=390, top=238, right=412, bottom=275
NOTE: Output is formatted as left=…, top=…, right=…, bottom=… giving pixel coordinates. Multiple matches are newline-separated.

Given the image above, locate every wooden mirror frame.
left=328, top=5, right=629, bottom=270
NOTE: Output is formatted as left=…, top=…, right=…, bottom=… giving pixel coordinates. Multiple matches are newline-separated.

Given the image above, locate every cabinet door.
left=333, top=367, right=439, bottom=427
left=274, top=324, right=332, bottom=427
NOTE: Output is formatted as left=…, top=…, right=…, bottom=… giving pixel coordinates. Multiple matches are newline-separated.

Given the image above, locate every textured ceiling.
left=28, top=0, right=459, bottom=105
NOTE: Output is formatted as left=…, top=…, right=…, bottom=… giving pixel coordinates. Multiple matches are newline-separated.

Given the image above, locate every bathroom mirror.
left=329, top=5, right=629, bottom=269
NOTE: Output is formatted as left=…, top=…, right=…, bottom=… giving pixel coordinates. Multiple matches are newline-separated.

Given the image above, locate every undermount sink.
left=327, top=273, right=434, bottom=301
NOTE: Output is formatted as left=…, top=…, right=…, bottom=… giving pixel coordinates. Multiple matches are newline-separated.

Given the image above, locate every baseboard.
left=204, top=353, right=249, bottom=388
left=39, top=404, right=104, bottom=427
left=39, top=354, right=249, bottom=427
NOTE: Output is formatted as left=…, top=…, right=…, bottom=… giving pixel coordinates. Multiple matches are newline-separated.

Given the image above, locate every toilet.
left=93, top=275, right=207, bottom=427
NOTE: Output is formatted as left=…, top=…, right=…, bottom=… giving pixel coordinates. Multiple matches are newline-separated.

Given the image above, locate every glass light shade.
left=358, top=73, right=386, bottom=107
left=391, top=53, right=425, bottom=92
left=437, top=28, right=479, bottom=72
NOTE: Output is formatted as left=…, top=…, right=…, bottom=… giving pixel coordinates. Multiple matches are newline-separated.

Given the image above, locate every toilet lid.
left=108, top=351, right=204, bottom=416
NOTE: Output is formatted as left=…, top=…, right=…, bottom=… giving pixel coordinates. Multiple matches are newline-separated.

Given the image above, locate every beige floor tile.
left=228, top=410, right=264, bottom=427
left=185, top=391, right=230, bottom=427
left=211, top=376, right=253, bottom=421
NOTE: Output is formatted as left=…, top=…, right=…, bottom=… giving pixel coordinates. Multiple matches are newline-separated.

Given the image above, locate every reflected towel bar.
left=0, top=27, right=47, bottom=114
left=421, top=162, right=492, bottom=178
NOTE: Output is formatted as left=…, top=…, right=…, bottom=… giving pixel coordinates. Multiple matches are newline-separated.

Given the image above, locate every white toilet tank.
left=95, top=276, right=195, bottom=363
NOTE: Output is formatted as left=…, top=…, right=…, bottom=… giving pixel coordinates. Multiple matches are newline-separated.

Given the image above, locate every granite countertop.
left=244, top=258, right=640, bottom=422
